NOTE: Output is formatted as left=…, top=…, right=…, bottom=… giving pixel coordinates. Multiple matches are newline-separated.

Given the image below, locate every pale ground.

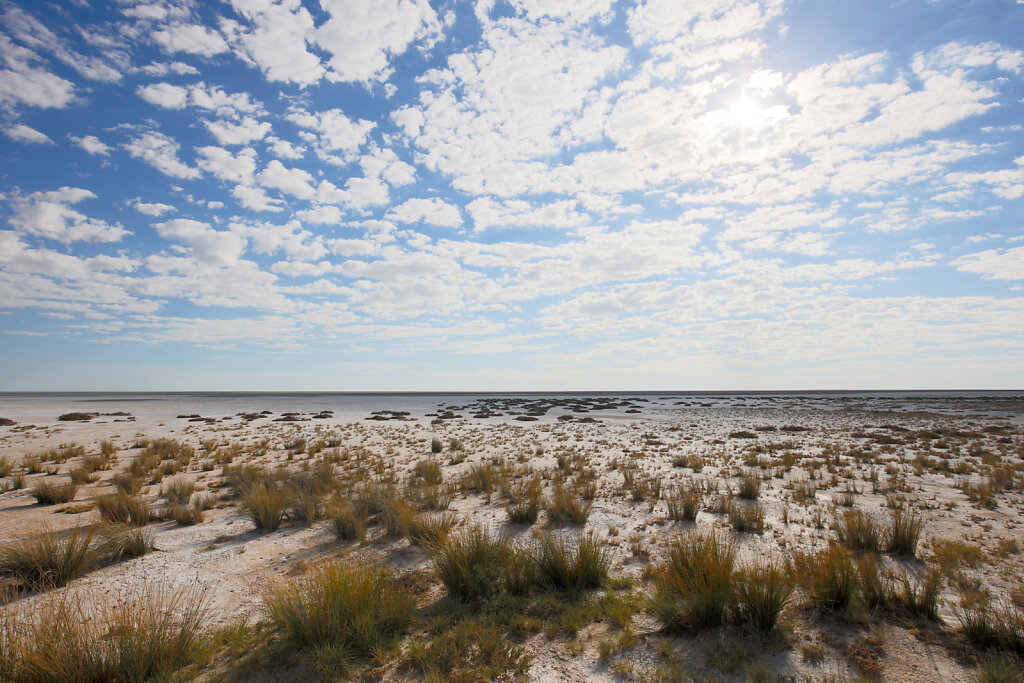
left=1, top=394, right=1021, bottom=682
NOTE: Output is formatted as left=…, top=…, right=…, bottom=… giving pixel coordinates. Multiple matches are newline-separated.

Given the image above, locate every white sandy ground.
left=0, top=395, right=1021, bottom=681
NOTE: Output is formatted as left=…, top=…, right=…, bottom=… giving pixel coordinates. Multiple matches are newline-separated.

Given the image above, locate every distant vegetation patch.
left=58, top=412, right=95, bottom=422
left=0, top=417, right=15, bottom=426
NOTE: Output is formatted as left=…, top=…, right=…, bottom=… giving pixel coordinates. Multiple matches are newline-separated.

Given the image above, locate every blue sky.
left=0, top=0, right=1022, bottom=391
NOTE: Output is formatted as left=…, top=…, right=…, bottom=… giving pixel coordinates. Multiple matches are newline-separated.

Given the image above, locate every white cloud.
left=68, top=134, right=111, bottom=155
left=4, top=123, right=52, bottom=144
left=0, top=35, right=75, bottom=108
left=151, top=23, right=228, bottom=57
left=313, top=0, right=441, bottom=84
left=256, top=160, right=315, bottom=199
left=287, top=107, right=375, bottom=157
left=232, top=184, right=284, bottom=212
left=221, top=0, right=324, bottom=85
left=386, top=197, right=462, bottom=228
left=296, top=205, right=343, bottom=224
left=267, top=137, right=305, bottom=159
left=133, top=201, right=174, bottom=216
left=467, top=197, right=588, bottom=231
left=204, top=116, right=271, bottom=145
left=197, top=146, right=257, bottom=185
left=952, top=247, right=1024, bottom=280
left=8, top=187, right=127, bottom=242
left=154, top=218, right=248, bottom=266
left=228, top=219, right=327, bottom=260
left=136, top=82, right=188, bottom=108
left=124, top=131, right=200, bottom=179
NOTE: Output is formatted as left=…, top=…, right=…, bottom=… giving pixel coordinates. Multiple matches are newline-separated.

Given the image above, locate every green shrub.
left=406, top=617, right=532, bottom=681
left=546, top=483, right=591, bottom=526
left=30, top=480, right=78, bottom=505
left=798, top=544, right=859, bottom=612
left=834, top=509, right=882, bottom=553
left=242, top=481, right=289, bottom=531
left=649, top=532, right=737, bottom=631
left=95, top=491, right=150, bottom=526
left=886, top=502, right=924, bottom=557
left=0, top=526, right=93, bottom=590
left=95, top=522, right=153, bottom=562
left=504, top=479, right=541, bottom=525
left=430, top=525, right=515, bottom=602
left=2, top=582, right=210, bottom=682
left=734, top=560, right=796, bottom=632
left=262, top=561, right=415, bottom=657
left=534, top=531, right=610, bottom=592
left=328, top=501, right=368, bottom=542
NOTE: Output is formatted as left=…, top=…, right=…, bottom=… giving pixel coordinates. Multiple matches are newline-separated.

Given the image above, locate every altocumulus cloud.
left=0, top=0, right=1022, bottom=390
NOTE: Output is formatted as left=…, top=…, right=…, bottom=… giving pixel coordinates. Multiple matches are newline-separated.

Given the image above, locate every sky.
left=0, top=0, right=1022, bottom=392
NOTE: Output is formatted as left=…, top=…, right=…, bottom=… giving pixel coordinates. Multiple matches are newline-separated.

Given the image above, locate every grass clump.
left=30, top=480, right=78, bottom=505
left=886, top=501, right=924, bottom=557
left=241, top=481, right=289, bottom=531
left=545, top=482, right=591, bottom=526
left=0, top=526, right=93, bottom=590
left=170, top=502, right=205, bottom=526
left=430, top=525, right=517, bottom=602
left=504, top=478, right=541, bottom=525
left=665, top=480, right=702, bottom=522
left=648, top=531, right=737, bottom=632
left=1, top=583, right=210, bottom=682
left=95, top=522, right=154, bottom=561
left=405, top=512, right=458, bottom=547
left=834, top=509, right=882, bottom=553
left=261, top=560, right=415, bottom=659
left=533, top=531, right=610, bottom=592
left=726, top=500, right=765, bottom=533
left=797, top=544, right=859, bottom=613
left=734, top=559, right=796, bottom=632
left=95, top=491, right=150, bottom=526
left=328, top=501, right=368, bottom=542
left=406, top=617, right=531, bottom=682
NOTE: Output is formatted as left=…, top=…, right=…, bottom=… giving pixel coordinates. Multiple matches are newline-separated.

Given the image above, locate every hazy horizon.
left=1, top=0, right=1022, bottom=391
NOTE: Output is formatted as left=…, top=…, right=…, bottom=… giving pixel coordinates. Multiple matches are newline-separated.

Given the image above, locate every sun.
left=729, top=96, right=765, bottom=129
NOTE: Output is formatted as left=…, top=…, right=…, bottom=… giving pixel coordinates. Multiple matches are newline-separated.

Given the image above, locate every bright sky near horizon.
left=0, top=0, right=1022, bottom=391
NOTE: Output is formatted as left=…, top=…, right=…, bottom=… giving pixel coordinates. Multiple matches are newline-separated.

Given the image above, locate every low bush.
left=95, top=522, right=154, bottom=561
left=30, top=480, right=78, bottom=505
left=734, top=559, right=796, bottom=632
left=834, top=509, right=882, bottom=553
left=430, top=525, right=516, bottom=602
left=534, top=531, right=609, bottom=592
left=1, top=582, right=210, bottom=681
left=886, top=502, right=924, bottom=557
left=95, top=491, right=150, bottom=526
left=797, top=544, right=859, bottom=613
left=241, top=481, right=289, bottom=531
left=648, top=531, right=737, bottom=631
left=261, top=560, right=415, bottom=658
left=0, top=526, right=93, bottom=590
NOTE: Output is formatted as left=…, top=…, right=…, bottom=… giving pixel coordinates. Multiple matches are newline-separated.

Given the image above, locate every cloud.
left=287, top=107, right=375, bottom=157
left=221, top=0, right=324, bottom=85
left=313, top=0, right=441, bottom=84
left=151, top=23, right=228, bottom=57
left=8, top=187, right=127, bottom=242
left=123, top=131, right=200, bottom=179
left=136, top=82, right=188, bottom=108
left=133, top=201, right=174, bottom=216
left=952, top=247, right=1024, bottom=280
left=204, top=116, right=271, bottom=145
left=256, top=160, right=315, bottom=199
left=0, top=35, right=75, bottom=108
left=386, top=197, right=462, bottom=228
left=154, top=218, right=247, bottom=266
left=296, top=205, right=343, bottom=224
left=68, top=134, right=111, bottom=155
left=467, top=197, right=588, bottom=231
left=232, top=184, right=284, bottom=212
left=4, top=123, right=52, bottom=144
left=197, top=146, right=257, bottom=184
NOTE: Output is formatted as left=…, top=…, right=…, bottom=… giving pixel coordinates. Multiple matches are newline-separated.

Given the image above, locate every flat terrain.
left=0, top=393, right=1022, bottom=681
